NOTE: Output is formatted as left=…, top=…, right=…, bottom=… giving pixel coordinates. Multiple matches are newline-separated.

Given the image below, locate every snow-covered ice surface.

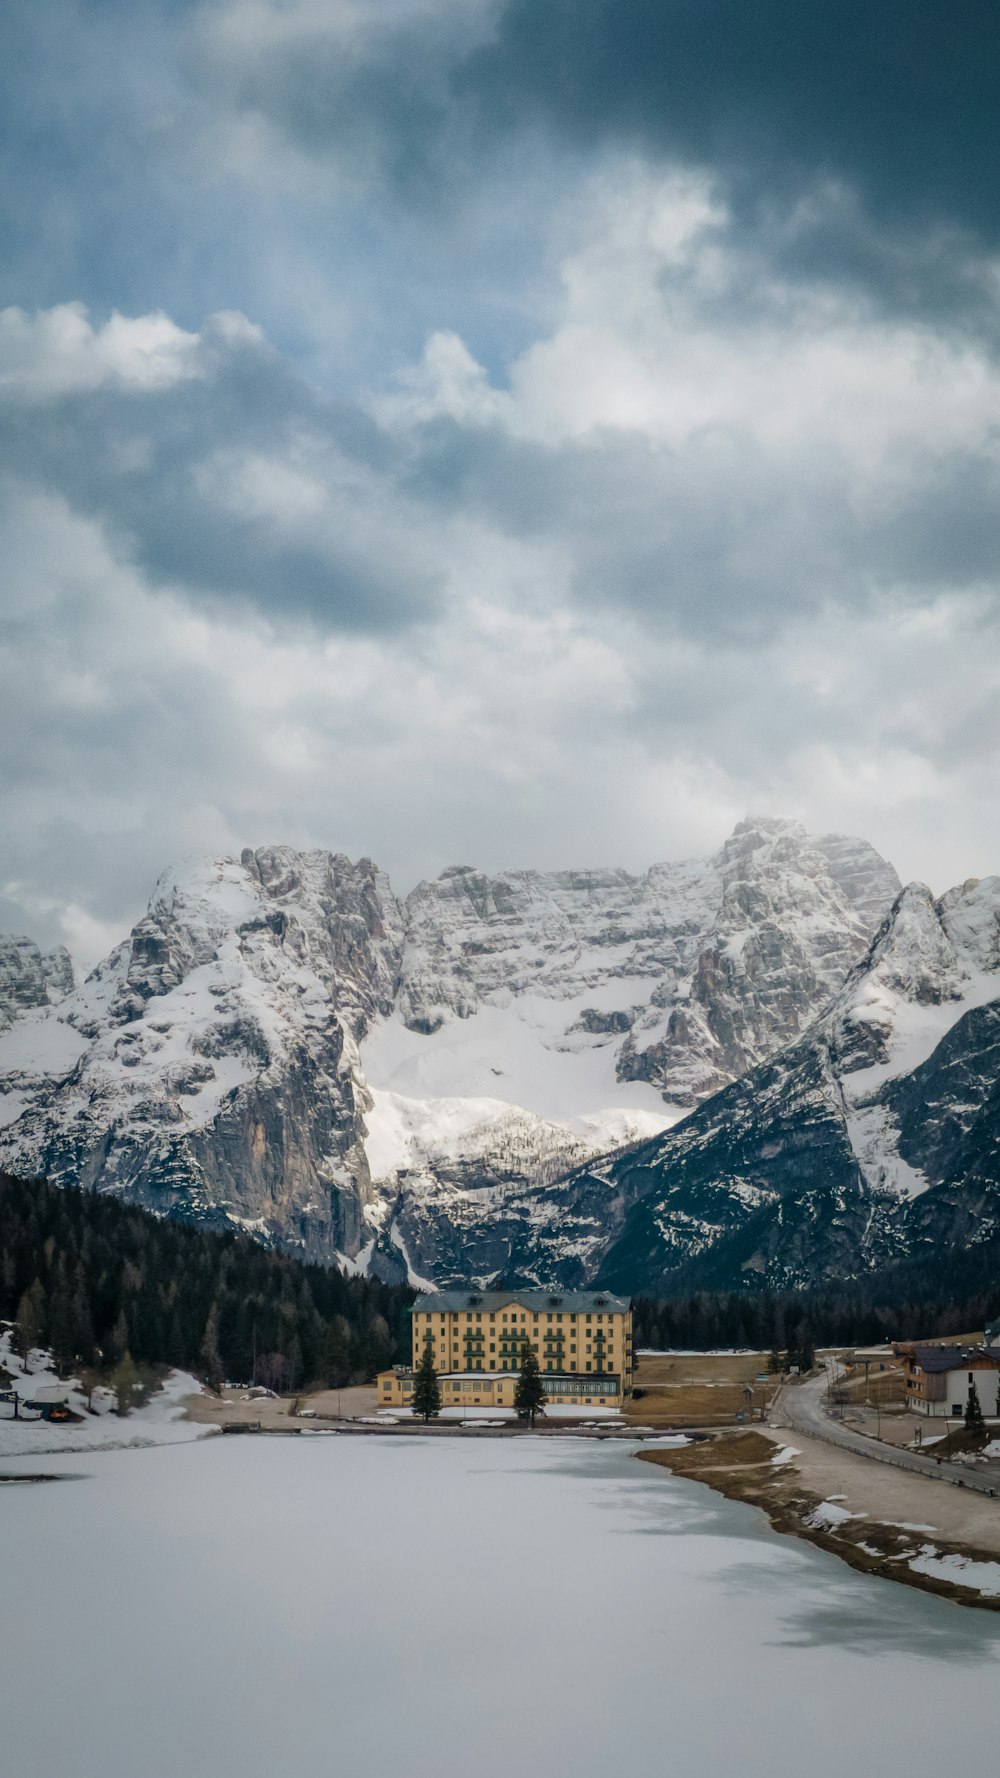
left=0, top=1330, right=207, bottom=1457
left=4, top=1437, right=1000, bottom=1778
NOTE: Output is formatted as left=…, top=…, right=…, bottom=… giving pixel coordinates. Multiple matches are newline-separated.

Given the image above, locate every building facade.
left=898, top=1343, right=1000, bottom=1417
left=378, top=1288, right=634, bottom=1413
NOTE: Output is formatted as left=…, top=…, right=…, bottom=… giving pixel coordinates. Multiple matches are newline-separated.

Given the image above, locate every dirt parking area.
left=185, top=1384, right=378, bottom=1431
left=625, top=1351, right=780, bottom=1426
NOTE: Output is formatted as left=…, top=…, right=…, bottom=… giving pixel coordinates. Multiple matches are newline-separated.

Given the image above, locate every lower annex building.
left=378, top=1289, right=634, bottom=1412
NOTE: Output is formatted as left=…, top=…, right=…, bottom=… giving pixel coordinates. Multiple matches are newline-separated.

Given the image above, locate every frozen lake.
left=3, top=1434, right=999, bottom=1777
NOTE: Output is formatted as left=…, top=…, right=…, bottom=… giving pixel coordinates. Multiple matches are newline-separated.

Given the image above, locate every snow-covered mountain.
left=0, top=850, right=402, bottom=1261
left=0, top=936, right=73, bottom=1032
left=580, top=875, right=1000, bottom=1295
left=0, top=819, right=901, bottom=1282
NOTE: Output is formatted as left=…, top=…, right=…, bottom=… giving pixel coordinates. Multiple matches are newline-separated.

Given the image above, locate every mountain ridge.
left=0, top=817, right=909, bottom=1289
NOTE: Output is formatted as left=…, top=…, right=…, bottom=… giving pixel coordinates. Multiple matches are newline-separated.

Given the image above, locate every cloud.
left=0, top=304, right=448, bottom=633
left=379, top=166, right=1000, bottom=639
left=462, top=1, right=1000, bottom=260
left=1, top=6, right=999, bottom=971
left=0, top=303, right=257, bottom=402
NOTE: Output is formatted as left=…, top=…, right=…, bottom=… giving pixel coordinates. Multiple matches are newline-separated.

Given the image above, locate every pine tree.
left=767, top=1346, right=782, bottom=1376
left=201, top=1302, right=224, bottom=1392
left=965, top=1377, right=986, bottom=1437
left=411, top=1333, right=441, bottom=1422
left=12, top=1280, right=45, bottom=1371
left=111, top=1352, right=140, bottom=1417
left=514, top=1337, right=546, bottom=1426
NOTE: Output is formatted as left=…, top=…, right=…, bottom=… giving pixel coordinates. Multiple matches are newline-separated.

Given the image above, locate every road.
left=773, top=1370, right=1000, bottom=1499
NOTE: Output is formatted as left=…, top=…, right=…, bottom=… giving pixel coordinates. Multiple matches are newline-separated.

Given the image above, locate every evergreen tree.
left=514, top=1337, right=546, bottom=1426
left=111, top=1352, right=140, bottom=1417
left=965, top=1378, right=986, bottom=1437
left=411, top=1333, right=441, bottom=1422
left=767, top=1346, right=782, bottom=1376
left=322, top=1315, right=353, bottom=1388
left=12, top=1280, right=45, bottom=1371
left=200, top=1302, right=224, bottom=1392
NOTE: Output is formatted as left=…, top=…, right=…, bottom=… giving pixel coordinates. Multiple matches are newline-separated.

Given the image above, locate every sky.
left=3, top=0, right=1000, bottom=970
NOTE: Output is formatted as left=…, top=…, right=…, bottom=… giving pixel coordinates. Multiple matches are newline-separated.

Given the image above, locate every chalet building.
left=897, top=1343, right=1000, bottom=1418
left=378, top=1289, right=634, bottom=1413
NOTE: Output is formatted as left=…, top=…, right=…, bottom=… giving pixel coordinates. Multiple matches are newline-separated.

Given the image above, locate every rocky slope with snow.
left=580, top=875, right=1000, bottom=1295
left=0, top=849, right=402, bottom=1262
left=0, top=936, right=73, bottom=1031
left=0, top=819, right=904, bottom=1281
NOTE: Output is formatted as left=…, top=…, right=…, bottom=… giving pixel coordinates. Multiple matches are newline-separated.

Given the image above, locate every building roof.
left=907, top=1345, right=1000, bottom=1374
left=410, top=1288, right=631, bottom=1315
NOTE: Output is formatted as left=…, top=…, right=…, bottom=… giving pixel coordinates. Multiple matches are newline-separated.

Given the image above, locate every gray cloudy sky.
left=2, top=0, right=1000, bottom=968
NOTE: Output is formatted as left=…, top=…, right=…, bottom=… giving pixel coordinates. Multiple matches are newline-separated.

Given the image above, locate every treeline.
left=0, top=1173, right=413, bottom=1390
left=633, top=1280, right=1000, bottom=1355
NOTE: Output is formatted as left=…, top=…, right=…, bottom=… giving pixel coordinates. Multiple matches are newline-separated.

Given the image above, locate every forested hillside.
left=633, top=1238, right=1000, bottom=1355
left=0, top=1173, right=413, bottom=1390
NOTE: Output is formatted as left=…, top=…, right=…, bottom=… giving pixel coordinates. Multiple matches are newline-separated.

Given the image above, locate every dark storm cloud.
left=185, top=0, right=1000, bottom=330
left=461, top=2, right=1000, bottom=242
left=0, top=319, right=440, bottom=634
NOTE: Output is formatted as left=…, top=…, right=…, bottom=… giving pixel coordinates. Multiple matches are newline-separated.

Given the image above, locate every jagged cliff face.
left=0, top=936, right=73, bottom=1031
left=0, top=850, right=402, bottom=1261
left=585, top=875, right=1000, bottom=1295
left=0, top=819, right=907, bottom=1282
left=617, top=821, right=901, bottom=1104
left=386, top=820, right=900, bottom=1113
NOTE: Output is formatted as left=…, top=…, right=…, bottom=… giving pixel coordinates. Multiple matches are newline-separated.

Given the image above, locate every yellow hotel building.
left=378, top=1289, right=634, bottom=1413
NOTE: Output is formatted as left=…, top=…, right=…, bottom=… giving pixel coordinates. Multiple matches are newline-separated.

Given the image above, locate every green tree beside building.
left=411, top=1333, right=441, bottom=1422
left=965, top=1377, right=986, bottom=1438
left=514, top=1338, right=546, bottom=1426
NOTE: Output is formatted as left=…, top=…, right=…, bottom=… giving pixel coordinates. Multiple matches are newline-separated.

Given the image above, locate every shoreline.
left=637, top=1429, right=1000, bottom=1612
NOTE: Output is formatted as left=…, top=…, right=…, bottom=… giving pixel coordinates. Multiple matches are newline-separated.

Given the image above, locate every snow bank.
left=0, top=1331, right=208, bottom=1457
left=804, top=1500, right=858, bottom=1528
left=909, top=1545, right=1000, bottom=1598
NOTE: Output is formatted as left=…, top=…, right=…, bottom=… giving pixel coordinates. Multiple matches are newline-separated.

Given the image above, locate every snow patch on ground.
left=908, top=1545, right=1000, bottom=1598
left=804, top=1500, right=859, bottom=1528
